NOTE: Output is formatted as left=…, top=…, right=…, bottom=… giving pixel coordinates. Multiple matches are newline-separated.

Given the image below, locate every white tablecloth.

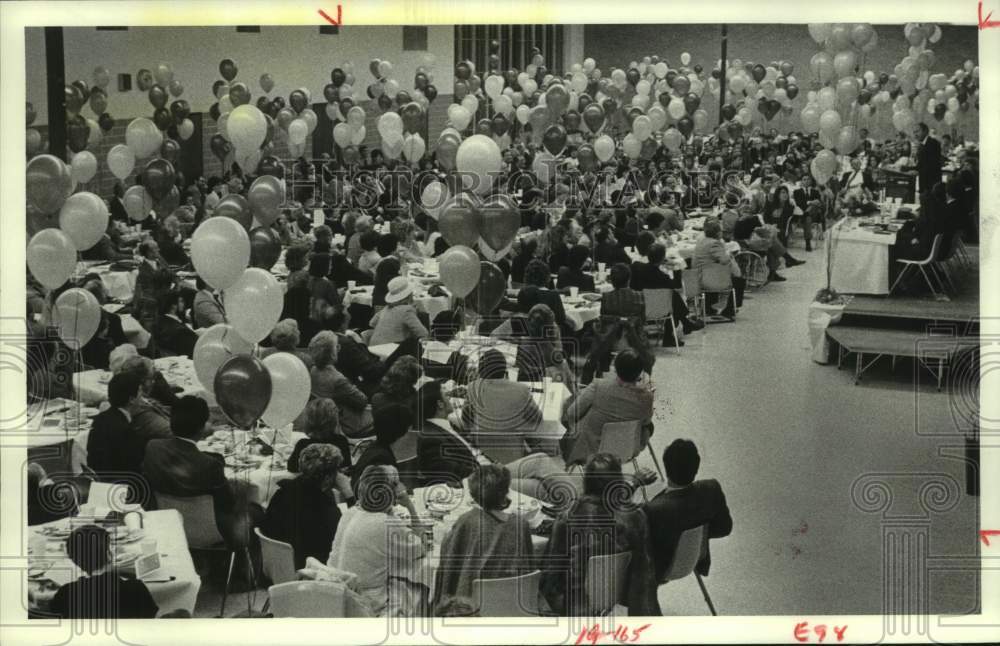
left=198, top=426, right=306, bottom=508
left=563, top=296, right=601, bottom=331
left=73, top=357, right=205, bottom=406
left=77, top=262, right=138, bottom=302
left=119, top=313, right=151, bottom=349
left=808, top=301, right=850, bottom=364
left=826, top=211, right=919, bottom=295
left=27, top=509, right=201, bottom=616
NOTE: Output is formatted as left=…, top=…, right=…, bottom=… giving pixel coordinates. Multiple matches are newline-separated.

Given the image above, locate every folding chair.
left=598, top=420, right=657, bottom=502
left=657, top=524, right=717, bottom=615
left=643, top=289, right=679, bottom=355
left=698, top=264, right=737, bottom=322
left=889, top=234, right=945, bottom=297
left=268, top=580, right=374, bottom=618
left=471, top=570, right=542, bottom=617
left=585, top=552, right=632, bottom=616
left=254, top=528, right=296, bottom=614
left=155, top=493, right=251, bottom=617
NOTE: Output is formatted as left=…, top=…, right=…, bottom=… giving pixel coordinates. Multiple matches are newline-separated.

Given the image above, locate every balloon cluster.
left=208, top=59, right=285, bottom=168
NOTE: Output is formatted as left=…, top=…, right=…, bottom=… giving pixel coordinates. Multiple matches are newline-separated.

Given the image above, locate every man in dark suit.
left=913, top=122, right=943, bottom=198
left=644, top=439, right=733, bottom=583
left=154, top=291, right=198, bottom=358
left=143, top=396, right=259, bottom=549
left=415, top=380, right=478, bottom=487
left=87, top=373, right=141, bottom=481
left=592, top=226, right=631, bottom=267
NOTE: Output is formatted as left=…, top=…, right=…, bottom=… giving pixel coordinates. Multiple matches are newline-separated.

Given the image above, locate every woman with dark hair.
left=540, top=453, right=660, bottom=616
left=308, top=331, right=372, bottom=437
left=262, top=443, right=350, bottom=568
left=350, top=403, right=415, bottom=493
left=514, top=304, right=575, bottom=389
left=516, top=259, right=566, bottom=327
left=432, top=464, right=535, bottom=611
left=307, top=253, right=340, bottom=323
left=630, top=243, right=703, bottom=345
left=372, top=256, right=401, bottom=309
left=421, top=309, right=471, bottom=383
left=556, top=245, right=596, bottom=292
left=371, top=355, right=422, bottom=415
left=509, top=236, right=539, bottom=286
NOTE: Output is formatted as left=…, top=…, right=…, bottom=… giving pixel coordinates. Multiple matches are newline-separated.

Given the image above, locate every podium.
left=878, top=169, right=917, bottom=203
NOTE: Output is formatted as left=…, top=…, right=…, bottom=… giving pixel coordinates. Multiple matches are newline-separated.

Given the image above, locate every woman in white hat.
left=368, top=276, right=429, bottom=347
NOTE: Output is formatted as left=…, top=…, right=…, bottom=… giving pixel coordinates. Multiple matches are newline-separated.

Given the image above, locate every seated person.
left=350, top=404, right=416, bottom=496
left=327, top=465, right=425, bottom=617
left=118, top=356, right=173, bottom=461
left=287, top=397, right=353, bottom=476
left=260, top=319, right=314, bottom=369
left=371, top=355, right=422, bottom=416
left=368, top=277, right=430, bottom=347
left=792, top=173, right=824, bottom=249
left=691, top=218, right=743, bottom=319
left=539, top=453, right=660, bottom=616
left=732, top=203, right=805, bottom=282
left=512, top=304, right=575, bottom=389
left=261, top=443, right=352, bottom=569
left=420, top=309, right=472, bottom=384
left=563, top=350, right=654, bottom=467
left=516, top=259, right=566, bottom=329
left=308, top=331, right=372, bottom=438
left=432, top=464, right=535, bottom=611
left=509, top=237, right=540, bottom=286
left=416, top=380, right=479, bottom=487
left=592, top=225, right=631, bottom=267
left=153, top=291, right=197, bottom=358
left=143, top=396, right=263, bottom=549
left=27, top=463, right=75, bottom=526
left=372, top=256, right=402, bottom=308
left=644, top=439, right=733, bottom=583
left=630, top=243, right=703, bottom=344
left=156, top=215, right=189, bottom=266
left=357, top=230, right=382, bottom=276
left=192, top=277, right=226, bottom=329
left=329, top=250, right=373, bottom=290
left=555, top=245, right=596, bottom=293
left=86, top=372, right=141, bottom=482
left=837, top=155, right=876, bottom=213
left=49, top=524, right=158, bottom=619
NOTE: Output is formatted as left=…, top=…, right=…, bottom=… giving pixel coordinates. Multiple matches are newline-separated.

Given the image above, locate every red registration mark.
left=575, top=622, right=651, bottom=645
left=793, top=621, right=848, bottom=642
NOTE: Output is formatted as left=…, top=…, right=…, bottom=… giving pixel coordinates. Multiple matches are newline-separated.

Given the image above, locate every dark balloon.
left=400, top=102, right=424, bottom=133
left=330, top=68, right=346, bottom=87
left=170, top=99, right=191, bottom=124
left=153, top=107, right=173, bottom=131
left=626, top=68, right=641, bottom=86
left=228, top=82, right=251, bottom=107
left=338, top=97, right=354, bottom=118
left=786, top=84, right=799, bottom=100
left=377, top=94, right=393, bottom=111
left=424, top=84, right=438, bottom=102
left=209, top=102, right=221, bottom=122
left=289, top=90, right=308, bottom=113
left=249, top=226, right=281, bottom=270
left=256, top=96, right=271, bottom=113
left=476, top=118, right=492, bottom=136
left=563, top=110, right=581, bottom=132
left=752, top=64, right=766, bottom=83
left=455, top=61, right=472, bottom=80
left=136, top=69, right=153, bottom=91
left=148, top=84, right=168, bottom=109
left=466, top=262, right=506, bottom=315
left=324, top=83, right=339, bottom=103
left=212, top=80, right=227, bottom=98
left=684, top=93, right=701, bottom=116
left=542, top=124, right=567, bottom=155
left=677, top=116, right=694, bottom=138
left=214, top=355, right=272, bottom=429
left=143, top=158, right=176, bottom=201
left=492, top=113, right=510, bottom=136
left=396, top=91, right=411, bottom=107
left=65, top=84, right=85, bottom=114
left=98, top=112, right=115, bottom=132
left=721, top=104, right=737, bottom=121
left=67, top=115, right=90, bottom=153
left=219, top=58, right=238, bottom=82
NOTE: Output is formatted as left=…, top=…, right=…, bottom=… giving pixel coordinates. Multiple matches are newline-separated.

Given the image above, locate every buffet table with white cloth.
left=826, top=213, right=910, bottom=295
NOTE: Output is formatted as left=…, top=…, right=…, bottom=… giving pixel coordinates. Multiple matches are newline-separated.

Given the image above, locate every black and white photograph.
left=0, top=1, right=997, bottom=644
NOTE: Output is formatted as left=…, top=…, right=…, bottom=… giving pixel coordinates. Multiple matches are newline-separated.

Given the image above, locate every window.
left=403, top=26, right=428, bottom=51
left=96, top=26, right=128, bottom=31
left=455, top=24, right=564, bottom=76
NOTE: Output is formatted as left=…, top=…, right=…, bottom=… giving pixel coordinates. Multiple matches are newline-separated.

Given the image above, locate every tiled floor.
left=195, top=239, right=980, bottom=618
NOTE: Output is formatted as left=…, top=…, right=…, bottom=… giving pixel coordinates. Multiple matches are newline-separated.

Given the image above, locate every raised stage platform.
left=823, top=254, right=979, bottom=388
